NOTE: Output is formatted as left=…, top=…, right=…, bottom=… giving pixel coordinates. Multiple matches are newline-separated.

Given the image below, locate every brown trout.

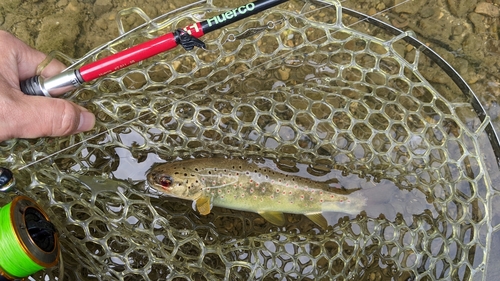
left=147, top=158, right=365, bottom=228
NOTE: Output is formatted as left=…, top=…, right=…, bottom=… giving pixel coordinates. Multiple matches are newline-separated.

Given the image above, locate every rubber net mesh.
left=1, top=0, right=500, bottom=280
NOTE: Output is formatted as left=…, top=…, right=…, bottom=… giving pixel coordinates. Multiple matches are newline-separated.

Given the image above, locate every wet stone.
left=468, top=13, right=487, bottom=34
left=419, top=7, right=435, bottom=18
left=447, top=0, right=478, bottom=17
left=475, top=2, right=500, bottom=17
left=94, top=0, right=113, bottom=17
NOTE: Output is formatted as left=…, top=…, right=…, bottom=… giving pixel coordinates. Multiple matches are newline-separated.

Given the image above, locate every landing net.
left=2, top=0, right=500, bottom=280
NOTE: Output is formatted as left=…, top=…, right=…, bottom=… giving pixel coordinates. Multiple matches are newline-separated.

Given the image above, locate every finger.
left=0, top=31, right=67, bottom=81
left=0, top=93, right=95, bottom=141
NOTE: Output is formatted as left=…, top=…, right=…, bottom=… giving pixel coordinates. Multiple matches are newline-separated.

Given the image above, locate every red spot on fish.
left=300, top=195, right=304, bottom=199
left=330, top=195, right=335, bottom=198
left=320, top=191, right=323, bottom=195
left=288, top=191, right=292, bottom=195
left=340, top=199, right=343, bottom=202
left=310, top=197, right=313, bottom=201
left=241, top=194, right=245, bottom=197
left=218, top=190, right=221, bottom=193
left=282, top=191, right=286, bottom=195
left=276, top=189, right=280, bottom=193
left=255, top=183, right=259, bottom=187
left=270, top=195, right=274, bottom=199
left=320, top=199, right=324, bottom=203
left=250, top=188, right=254, bottom=193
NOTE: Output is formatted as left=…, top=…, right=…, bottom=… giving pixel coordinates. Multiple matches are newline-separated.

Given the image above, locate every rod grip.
left=19, top=70, right=83, bottom=97
left=20, top=76, right=45, bottom=96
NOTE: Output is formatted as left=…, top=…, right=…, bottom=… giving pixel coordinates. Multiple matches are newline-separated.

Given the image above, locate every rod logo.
left=207, top=3, right=256, bottom=26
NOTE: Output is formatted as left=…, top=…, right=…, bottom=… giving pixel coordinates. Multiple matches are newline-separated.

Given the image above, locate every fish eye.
left=158, top=176, right=173, bottom=189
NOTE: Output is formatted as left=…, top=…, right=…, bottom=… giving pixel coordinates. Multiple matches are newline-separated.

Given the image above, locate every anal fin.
left=258, top=211, right=286, bottom=226
left=306, top=213, right=328, bottom=229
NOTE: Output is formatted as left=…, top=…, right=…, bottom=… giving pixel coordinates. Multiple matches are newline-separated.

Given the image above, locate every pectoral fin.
left=258, top=211, right=286, bottom=226
left=195, top=196, right=212, bottom=215
left=306, top=213, right=328, bottom=229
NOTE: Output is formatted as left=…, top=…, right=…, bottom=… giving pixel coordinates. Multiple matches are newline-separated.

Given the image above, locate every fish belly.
left=207, top=181, right=364, bottom=216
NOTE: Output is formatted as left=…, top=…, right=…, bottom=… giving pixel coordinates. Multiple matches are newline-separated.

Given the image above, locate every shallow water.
left=1, top=0, right=500, bottom=280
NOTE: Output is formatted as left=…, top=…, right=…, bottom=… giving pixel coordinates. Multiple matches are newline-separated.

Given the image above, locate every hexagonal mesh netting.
left=1, top=0, right=500, bottom=280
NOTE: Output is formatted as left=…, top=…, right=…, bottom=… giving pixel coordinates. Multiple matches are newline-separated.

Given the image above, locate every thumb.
left=0, top=94, right=95, bottom=140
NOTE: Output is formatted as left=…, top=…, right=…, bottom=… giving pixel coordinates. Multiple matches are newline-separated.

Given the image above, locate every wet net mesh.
left=1, top=0, right=500, bottom=280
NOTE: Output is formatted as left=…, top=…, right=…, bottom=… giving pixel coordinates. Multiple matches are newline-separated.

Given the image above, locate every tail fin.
left=321, top=193, right=366, bottom=215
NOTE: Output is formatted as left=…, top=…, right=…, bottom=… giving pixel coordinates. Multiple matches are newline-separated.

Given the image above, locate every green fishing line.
left=0, top=202, right=44, bottom=278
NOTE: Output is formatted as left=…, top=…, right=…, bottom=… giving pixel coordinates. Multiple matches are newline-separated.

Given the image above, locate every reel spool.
left=0, top=196, right=59, bottom=280
left=0, top=168, right=14, bottom=193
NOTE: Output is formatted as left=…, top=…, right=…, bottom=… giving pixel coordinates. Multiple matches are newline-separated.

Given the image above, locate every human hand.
left=0, top=30, right=95, bottom=141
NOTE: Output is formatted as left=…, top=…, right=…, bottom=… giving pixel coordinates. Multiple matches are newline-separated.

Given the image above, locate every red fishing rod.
left=20, top=0, right=288, bottom=97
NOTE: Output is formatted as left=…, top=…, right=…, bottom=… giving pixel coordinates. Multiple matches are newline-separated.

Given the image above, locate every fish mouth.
left=144, top=180, right=166, bottom=197
left=145, top=176, right=155, bottom=190
left=146, top=168, right=163, bottom=185
left=144, top=171, right=162, bottom=191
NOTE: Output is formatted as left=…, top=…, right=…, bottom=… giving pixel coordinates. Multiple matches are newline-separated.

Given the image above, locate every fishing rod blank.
left=20, top=0, right=288, bottom=97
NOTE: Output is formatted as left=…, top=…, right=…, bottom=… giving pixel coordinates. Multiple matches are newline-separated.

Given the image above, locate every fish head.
left=147, top=163, right=203, bottom=200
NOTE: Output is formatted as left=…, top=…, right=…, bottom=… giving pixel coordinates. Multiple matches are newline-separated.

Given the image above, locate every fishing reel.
left=0, top=168, right=60, bottom=280
left=0, top=168, right=14, bottom=193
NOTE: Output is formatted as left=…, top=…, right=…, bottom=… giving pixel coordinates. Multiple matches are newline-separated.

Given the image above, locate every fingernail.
left=77, top=111, right=96, bottom=133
